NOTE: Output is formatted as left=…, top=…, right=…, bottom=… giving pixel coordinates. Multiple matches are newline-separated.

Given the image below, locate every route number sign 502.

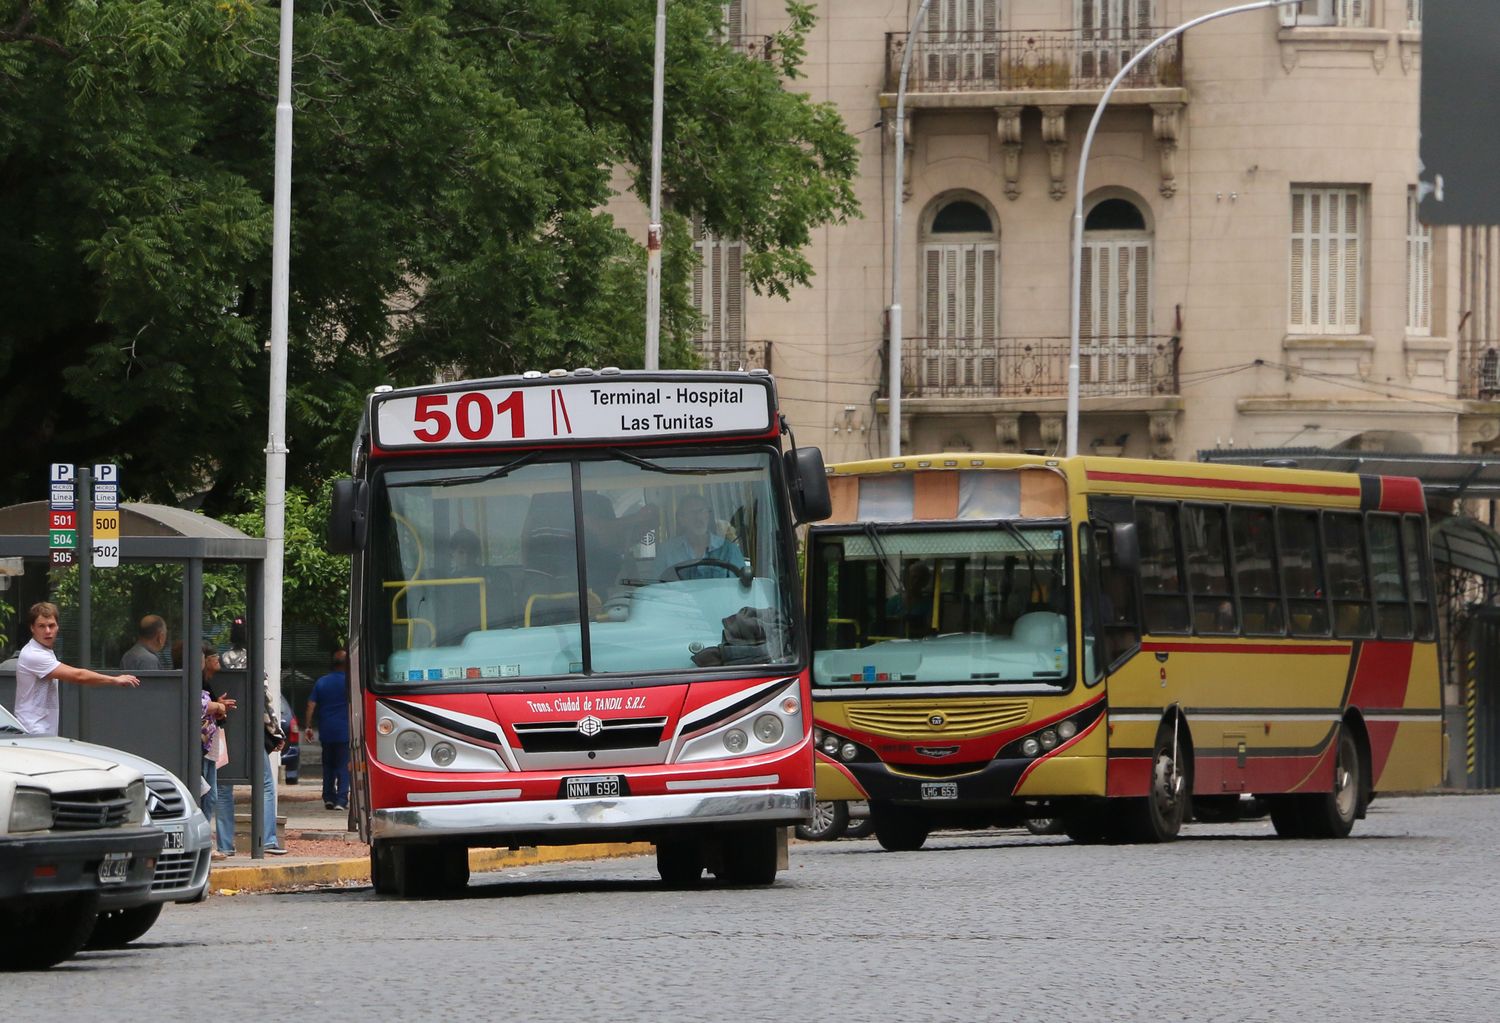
left=411, top=392, right=525, bottom=443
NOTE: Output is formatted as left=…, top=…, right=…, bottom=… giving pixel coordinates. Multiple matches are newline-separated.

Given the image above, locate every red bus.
left=328, top=369, right=830, bottom=894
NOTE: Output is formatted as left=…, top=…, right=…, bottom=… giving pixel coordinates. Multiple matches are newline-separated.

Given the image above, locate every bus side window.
left=1368, top=514, right=1411, bottom=639
left=1402, top=515, right=1435, bottom=640
left=1183, top=504, right=1236, bottom=635
left=1136, top=502, right=1190, bottom=634
left=1095, top=525, right=1142, bottom=665
left=1277, top=508, right=1329, bottom=637
left=1231, top=506, right=1285, bottom=636
left=1324, top=511, right=1374, bottom=638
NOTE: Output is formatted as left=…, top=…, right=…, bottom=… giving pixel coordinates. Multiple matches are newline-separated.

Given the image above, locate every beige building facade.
left=612, top=0, right=1500, bottom=466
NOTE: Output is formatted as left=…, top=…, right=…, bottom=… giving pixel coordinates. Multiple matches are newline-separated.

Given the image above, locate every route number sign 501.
left=412, top=392, right=525, bottom=442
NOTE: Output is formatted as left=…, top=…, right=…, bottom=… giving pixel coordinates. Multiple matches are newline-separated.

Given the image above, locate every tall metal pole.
left=1066, top=0, right=1300, bottom=456
left=644, top=0, right=667, bottom=370
left=889, top=0, right=932, bottom=459
left=263, top=0, right=294, bottom=779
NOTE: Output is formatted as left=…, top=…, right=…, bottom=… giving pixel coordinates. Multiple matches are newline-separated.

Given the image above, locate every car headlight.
left=9, top=787, right=53, bottom=832
left=125, top=780, right=148, bottom=825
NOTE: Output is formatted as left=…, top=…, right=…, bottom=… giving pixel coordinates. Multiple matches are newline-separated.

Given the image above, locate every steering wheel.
left=664, top=558, right=753, bottom=588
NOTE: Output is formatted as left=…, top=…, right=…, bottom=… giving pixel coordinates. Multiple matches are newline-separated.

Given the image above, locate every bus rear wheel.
left=1270, top=725, right=1362, bottom=839
left=872, top=804, right=929, bottom=852
left=795, top=801, right=849, bottom=841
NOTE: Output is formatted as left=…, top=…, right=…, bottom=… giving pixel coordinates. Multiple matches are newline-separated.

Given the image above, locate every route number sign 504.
left=412, top=392, right=525, bottom=443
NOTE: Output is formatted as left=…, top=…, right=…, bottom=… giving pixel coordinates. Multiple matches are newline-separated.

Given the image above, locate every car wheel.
left=795, top=800, right=849, bottom=841
left=0, top=894, right=101, bottom=970
left=87, top=903, right=164, bottom=949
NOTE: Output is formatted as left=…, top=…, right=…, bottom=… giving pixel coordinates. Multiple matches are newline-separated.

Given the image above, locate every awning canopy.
left=1429, top=516, right=1500, bottom=580
left=1196, top=448, right=1500, bottom=499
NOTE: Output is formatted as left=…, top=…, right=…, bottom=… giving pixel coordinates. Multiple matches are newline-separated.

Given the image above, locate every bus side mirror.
left=1109, top=521, right=1139, bottom=573
left=328, top=478, right=369, bottom=554
left=785, top=447, right=832, bottom=524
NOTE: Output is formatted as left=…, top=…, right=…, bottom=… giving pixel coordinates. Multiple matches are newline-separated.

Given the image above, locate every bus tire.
left=1024, top=817, right=1066, bottom=836
left=718, top=827, right=779, bottom=885
left=655, top=839, right=705, bottom=887
left=1271, top=725, right=1361, bottom=840
left=1119, top=723, right=1190, bottom=843
left=370, top=840, right=398, bottom=895
left=378, top=842, right=470, bottom=898
left=795, top=801, right=849, bottom=841
left=872, top=805, right=929, bottom=852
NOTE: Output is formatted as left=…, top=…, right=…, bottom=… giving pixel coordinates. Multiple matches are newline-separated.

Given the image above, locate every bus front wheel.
left=655, top=839, right=705, bottom=887
left=872, top=804, right=930, bottom=852
left=715, top=826, right=779, bottom=885
left=372, top=840, right=470, bottom=897
left=1119, top=724, right=1190, bottom=843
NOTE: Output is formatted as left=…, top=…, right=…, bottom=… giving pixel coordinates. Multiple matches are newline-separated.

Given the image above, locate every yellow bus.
left=807, top=454, right=1444, bottom=848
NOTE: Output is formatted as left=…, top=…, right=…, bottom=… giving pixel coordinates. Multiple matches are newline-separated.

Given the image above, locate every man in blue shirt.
left=305, top=649, right=350, bottom=811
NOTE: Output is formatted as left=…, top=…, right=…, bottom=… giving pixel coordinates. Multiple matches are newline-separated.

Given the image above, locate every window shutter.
left=1341, top=190, right=1361, bottom=330
left=722, top=0, right=744, bottom=38
left=1290, top=191, right=1306, bottom=328
left=726, top=242, right=744, bottom=345
left=1290, top=186, right=1363, bottom=334
left=1407, top=188, right=1432, bottom=335
left=981, top=246, right=998, bottom=339
left=962, top=245, right=977, bottom=337
left=924, top=246, right=942, bottom=341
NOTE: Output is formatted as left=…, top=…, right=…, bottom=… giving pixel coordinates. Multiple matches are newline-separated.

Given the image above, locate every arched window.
left=1080, top=194, right=1152, bottom=393
left=920, top=196, right=1000, bottom=394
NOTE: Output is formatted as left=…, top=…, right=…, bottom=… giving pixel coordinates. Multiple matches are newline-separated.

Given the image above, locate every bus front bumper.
left=370, top=788, right=814, bottom=841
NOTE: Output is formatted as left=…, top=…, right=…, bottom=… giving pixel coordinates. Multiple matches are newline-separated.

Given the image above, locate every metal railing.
left=888, top=335, right=1179, bottom=399
left=1461, top=341, right=1500, bottom=400
left=695, top=338, right=772, bottom=374
left=728, top=34, right=774, bottom=62
left=885, top=28, right=1183, bottom=93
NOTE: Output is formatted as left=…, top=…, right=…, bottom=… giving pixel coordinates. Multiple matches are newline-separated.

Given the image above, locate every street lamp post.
left=644, top=0, right=667, bottom=370
left=889, top=0, right=933, bottom=458
left=1065, top=0, right=1302, bottom=457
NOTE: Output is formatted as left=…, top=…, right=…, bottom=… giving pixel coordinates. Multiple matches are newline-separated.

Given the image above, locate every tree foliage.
left=0, top=0, right=859, bottom=512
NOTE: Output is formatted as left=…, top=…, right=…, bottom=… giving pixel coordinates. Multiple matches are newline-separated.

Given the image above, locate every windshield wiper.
left=389, top=451, right=543, bottom=489
left=604, top=448, right=746, bottom=476
left=861, top=521, right=906, bottom=597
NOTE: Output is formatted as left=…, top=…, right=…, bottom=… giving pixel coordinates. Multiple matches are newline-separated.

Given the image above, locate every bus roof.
left=365, top=369, right=779, bottom=456
left=824, top=453, right=1427, bottom=516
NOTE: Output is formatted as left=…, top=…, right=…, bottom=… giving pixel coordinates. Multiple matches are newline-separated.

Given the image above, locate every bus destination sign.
left=372, top=378, right=774, bottom=450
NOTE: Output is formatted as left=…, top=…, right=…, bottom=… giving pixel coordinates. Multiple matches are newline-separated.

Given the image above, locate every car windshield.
left=370, top=449, right=796, bottom=685
left=809, top=524, right=1073, bottom=688
left=0, top=703, right=23, bottom=733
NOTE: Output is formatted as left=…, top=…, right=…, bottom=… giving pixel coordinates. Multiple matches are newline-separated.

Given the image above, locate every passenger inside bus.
left=884, top=561, right=934, bottom=637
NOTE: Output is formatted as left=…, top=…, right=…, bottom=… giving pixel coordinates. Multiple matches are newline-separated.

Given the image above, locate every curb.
left=208, top=842, right=654, bottom=893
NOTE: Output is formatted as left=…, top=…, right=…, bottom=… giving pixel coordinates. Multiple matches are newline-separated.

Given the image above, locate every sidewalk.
left=208, top=780, right=649, bottom=892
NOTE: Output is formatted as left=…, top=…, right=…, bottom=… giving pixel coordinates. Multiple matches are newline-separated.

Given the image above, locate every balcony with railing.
left=1460, top=342, right=1500, bottom=401
left=885, top=28, right=1183, bottom=98
left=889, top=335, right=1179, bottom=399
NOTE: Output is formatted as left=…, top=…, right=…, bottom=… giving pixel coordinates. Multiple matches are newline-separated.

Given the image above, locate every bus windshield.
left=809, top=524, right=1072, bottom=688
left=370, top=449, right=797, bottom=685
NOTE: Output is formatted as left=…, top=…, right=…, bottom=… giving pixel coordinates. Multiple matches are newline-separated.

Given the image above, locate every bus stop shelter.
left=0, top=500, right=273, bottom=855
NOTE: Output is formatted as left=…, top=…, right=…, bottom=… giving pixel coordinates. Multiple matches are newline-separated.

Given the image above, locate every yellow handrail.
left=382, top=578, right=488, bottom=649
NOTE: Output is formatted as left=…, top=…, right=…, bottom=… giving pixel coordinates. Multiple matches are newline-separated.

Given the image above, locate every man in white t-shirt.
left=14, top=601, right=141, bottom=735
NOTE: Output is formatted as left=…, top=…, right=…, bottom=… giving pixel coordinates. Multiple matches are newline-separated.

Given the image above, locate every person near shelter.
left=204, top=644, right=239, bottom=858
left=221, top=618, right=249, bottom=669
left=260, top=679, right=288, bottom=855
left=657, top=494, right=746, bottom=580
left=305, top=649, right=350, bottom=811
left=199, top=647, right=236, bottom=860
left=121, top=614, right=169, bottom=670
left=14, top=601, right=140, bottom=735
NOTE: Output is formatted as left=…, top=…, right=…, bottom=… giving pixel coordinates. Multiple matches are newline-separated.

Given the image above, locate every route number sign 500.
left=412, top=392, right=525, bottom=442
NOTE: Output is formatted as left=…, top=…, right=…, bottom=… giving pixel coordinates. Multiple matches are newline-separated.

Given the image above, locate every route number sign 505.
left=412, top=392, right=525, bottom=442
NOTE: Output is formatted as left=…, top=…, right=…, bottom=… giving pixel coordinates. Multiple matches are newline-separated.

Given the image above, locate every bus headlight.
left=840, top=742, right=859, bottom=762
left=395, top=730, right=426, bottom=760
left=753, top=714, right=784, bottom=743
left=724, top=729, right=749, bottom=754
left=430, top=742, right=457, bottom=767
left=1021, top=737, right=1041, bottom=757
left=1058, top=720, right=1078, bottom=740
left=1039, top=729, right=1059, bottom=751
left=821, top=734, right=841, bottom=755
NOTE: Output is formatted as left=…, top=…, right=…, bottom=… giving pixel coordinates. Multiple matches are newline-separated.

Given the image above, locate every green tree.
left=0, top=0, right=858, bottom=511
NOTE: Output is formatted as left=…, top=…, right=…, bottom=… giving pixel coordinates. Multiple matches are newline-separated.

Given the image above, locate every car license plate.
left=564, top=775, right=623, bottom=799
left=98, top=852, right=132, bottom=884
left=161, top=825, right=185, bottom=851
left=921, top=782, right=958, bottom=800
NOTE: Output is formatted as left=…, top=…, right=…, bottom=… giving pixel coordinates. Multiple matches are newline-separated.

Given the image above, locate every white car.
left=0, top=745, right=163, bottom=969
left=0, top=703, right=212, bottom=947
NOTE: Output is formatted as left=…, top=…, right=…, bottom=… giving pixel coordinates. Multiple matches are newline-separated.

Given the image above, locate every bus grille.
left=51, top=790, right=133, bottom=830
left=847, top=699, right=1032, bottom=739
left=513, top=717, right=668, bottom=753
left=146, top=776, right=186, bottom=820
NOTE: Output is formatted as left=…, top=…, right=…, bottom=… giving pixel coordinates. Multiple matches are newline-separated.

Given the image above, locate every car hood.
left=0, top=743, right=123, bottom=777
